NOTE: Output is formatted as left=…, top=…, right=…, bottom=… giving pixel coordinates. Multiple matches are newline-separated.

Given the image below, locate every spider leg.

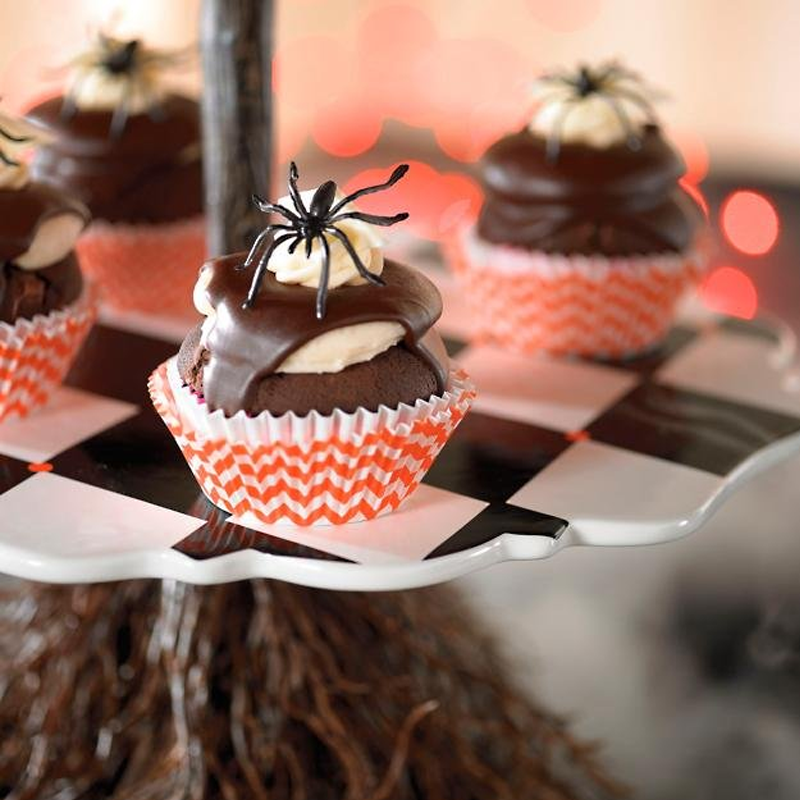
left=239, top=225, right=295, bottom=270
left=328, top=210, right=409, bottom=227
left=287, top=161, right=308, bottom=217
left=60, top=71, right=89, bottom=119
left=329, top=164, right=409, bottom=216
left=288, top=236, right=304, bottom=255
left=545, top=99, right=576, bottom=163
left=0, top=124, right=32, bottom=145
left=315, top=233, right=331, bottom=320
left=608, top=88, right=658, bottom=123
left=242, top=232, right=298, bottom=309
left=325, top=226, right=385, bottom=286
left=109, top=81, right=133, bottom=138
left=0, top=149, right=19, bottom=167
left=145, top=87, right=167, bottom=123
left=251, top=195, right=302, bottom=225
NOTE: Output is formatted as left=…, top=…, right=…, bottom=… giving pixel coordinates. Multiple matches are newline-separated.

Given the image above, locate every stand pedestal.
left=0, top=579, right=621, bottom=798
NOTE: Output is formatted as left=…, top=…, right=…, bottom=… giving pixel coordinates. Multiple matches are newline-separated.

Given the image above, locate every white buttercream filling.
left=15, top=213, right=86, bottom=270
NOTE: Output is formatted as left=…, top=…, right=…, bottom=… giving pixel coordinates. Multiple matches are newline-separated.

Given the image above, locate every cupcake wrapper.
left=0, top=286, right=97, bottom=423
left=76, top=216, right=206, bottom=317
left=149, top=358, right=476, bottom=526
left=447, top=226, right=708, bottom=358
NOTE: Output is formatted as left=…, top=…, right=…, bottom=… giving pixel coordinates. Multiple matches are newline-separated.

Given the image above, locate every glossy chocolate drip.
left=26, top=94, right=203, bottom=224
left=202, top=254, right=446, bottom=415
left=0, top=182, right=89, bottom=262
left=0, top=252, right=83, bottom=323
left=477, top=125, right=702, bottom=256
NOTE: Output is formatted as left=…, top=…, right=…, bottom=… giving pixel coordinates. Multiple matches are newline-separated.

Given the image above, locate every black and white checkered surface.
left=0, top=294, right=798, bottom=589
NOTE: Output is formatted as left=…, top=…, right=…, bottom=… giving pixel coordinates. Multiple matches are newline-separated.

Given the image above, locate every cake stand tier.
left=0, top=298, right=797, bottom=590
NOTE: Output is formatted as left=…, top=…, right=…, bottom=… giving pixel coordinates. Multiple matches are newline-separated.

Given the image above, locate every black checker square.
left=426, top=504, right=567, bottom=559
left=175, top=497, right=350, bottom=562
left=442, top=334, right=469, bottom=359
left=0, top=455, right=33, bottom=496
left=588, top=381, right=800, bottom=476
left=422, top=411, right=570, bottom=504
left=66, top=324, right=178, bottom=406
left=590, top=324, right=699, bottom=377
left=50, top=409, right=200, bottom=514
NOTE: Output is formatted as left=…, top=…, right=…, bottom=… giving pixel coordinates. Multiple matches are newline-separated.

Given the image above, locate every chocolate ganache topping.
left=477, top=62, right=703, bottom=256
left=0, top=117, right=89, bottom=324
left=198, top=253, right=446, bottom=416
left=0, top=181, right=89, bottom=264
left=189, top=163, right=448, bottom=416
left=27, top=94, right=202, bottom=224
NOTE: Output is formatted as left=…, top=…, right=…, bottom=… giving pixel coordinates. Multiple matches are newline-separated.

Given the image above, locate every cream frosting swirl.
left=62, top=35, right=186, bottom=116
left=65, top=68, right=163, bottom=115
left=529, top=62, right=660, bottom=150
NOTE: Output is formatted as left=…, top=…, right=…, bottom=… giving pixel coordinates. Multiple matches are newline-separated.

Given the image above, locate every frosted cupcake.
left=449, top=61, right=706, bottom=358
left=0, top=113, right=95, bottom=422
left=26, top=33, right=204, bottom=317
left=150, top=163, right=474, bottom=526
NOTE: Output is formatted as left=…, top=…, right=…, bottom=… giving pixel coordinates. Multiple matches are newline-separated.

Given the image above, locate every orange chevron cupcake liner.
left=76, top=216, right=206, bottom=318
left=448, top=226, right=708, bottom=359
left=149, top=358, right=475, bottom=526
left=0, top=286, right=97, bottom=423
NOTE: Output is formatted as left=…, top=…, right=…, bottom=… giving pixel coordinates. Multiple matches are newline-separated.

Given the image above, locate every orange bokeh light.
left=344, top=161, right=481, bottom=241
left=273, top=35, right=352, bottom=110
left=311, top=97, right=383, bottom=158
left=671, top=128, right=709, bottom=184
left=355, top=4, right=439, bottom=125
left=721, top=190, right=780, bottom=256
left=700, top=266, right=758, bottom=320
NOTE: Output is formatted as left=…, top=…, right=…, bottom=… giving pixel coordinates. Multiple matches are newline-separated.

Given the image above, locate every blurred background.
left=1, top=0, right=797, bottom=323
left=2, top=1, right=799, bottom=797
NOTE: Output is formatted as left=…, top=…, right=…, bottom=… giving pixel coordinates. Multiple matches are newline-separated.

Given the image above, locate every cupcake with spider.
left=25, top=31, right=205, bottom=318
left=447, top=60, right=707, bottom=359
left=0, top=111, right=95, bottom=422
left=150, top=163, right=475, bottom=526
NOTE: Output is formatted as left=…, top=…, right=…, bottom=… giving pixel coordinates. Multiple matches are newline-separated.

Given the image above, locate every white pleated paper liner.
left=0, top=285, right=97, bottom=423
left=447, top=225, right=708, bottom=358
left=150, top=357, right=476, bottom=526
left=77, top=215, right=206, bottom=317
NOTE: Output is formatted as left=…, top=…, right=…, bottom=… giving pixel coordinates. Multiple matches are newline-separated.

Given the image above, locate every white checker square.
left=0, top=473, right=204, bottom=557
left=510, top=440, right=721, bottom=543
left=230, top=484, right=487, bottom=565
left=657, top=329, right=800, bottom=419
left=0, top=387, right=138, bottom=463
left=457, top=344, right=639, bottom=432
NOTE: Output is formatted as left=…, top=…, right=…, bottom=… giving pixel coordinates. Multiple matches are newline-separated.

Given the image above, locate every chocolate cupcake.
left=0, top=112, right=95, bottom=421
left=150, top=164, right=475, bottom=526
left=449, top=61, right=707, bottom=358
left=26, top=33, right=205, bottom=317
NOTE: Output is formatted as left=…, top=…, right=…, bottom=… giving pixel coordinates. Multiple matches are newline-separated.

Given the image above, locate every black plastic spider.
left=535, top=61, right=659, bottom=161
left=0, top=123, right=33, bottom=168
left=61, top=33, right=187, bottom=137
left=241, top=162, right=410, bottom=319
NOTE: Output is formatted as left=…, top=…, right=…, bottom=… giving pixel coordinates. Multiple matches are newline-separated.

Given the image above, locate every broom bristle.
left=0, top=579, right=625, bottom=799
